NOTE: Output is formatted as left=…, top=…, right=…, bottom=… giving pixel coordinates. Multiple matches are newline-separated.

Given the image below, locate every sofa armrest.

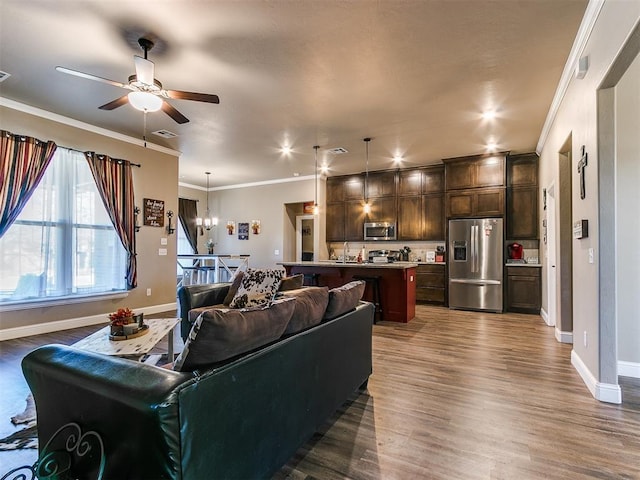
left=177, top=283, right=231, bottom=340
left=21, top=344, right=192, bottom=479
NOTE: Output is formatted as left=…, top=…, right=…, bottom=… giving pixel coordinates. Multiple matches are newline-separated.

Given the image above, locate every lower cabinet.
left=506, top=266, right=541, bottom=314
left=416, top=264, right=446, bottom=305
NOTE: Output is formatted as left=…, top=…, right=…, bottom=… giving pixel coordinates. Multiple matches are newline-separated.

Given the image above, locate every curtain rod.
left=64, top=146, right=141, bottom=168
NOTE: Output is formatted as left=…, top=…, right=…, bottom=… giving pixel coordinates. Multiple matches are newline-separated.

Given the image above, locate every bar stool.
left=352, top=275, right=382, bottom=323
left=303, top=273, right=320, bottom=286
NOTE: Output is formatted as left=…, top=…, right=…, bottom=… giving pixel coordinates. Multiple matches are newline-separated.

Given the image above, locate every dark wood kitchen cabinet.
left=366, top=196, right=396, bottom=224
left=326, top=175, right=365, bottom=241
left=416, top=264, right=446, bottom=305
left=397, top=166, right=445, bottom=241
left=447, top=187, right=504, bottom=218
left=506, top=153, right=539, bottom=239
left=397, top=196, right=422, bottom=240
left=443, top=153, right=506, bottom=190
left=366, top=171, right=396, bottom=197
left=506, top=266, right=541, bottom=314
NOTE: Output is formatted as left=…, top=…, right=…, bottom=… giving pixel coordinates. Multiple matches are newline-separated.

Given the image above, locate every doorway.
left=296, top=214, right=317, bottom=262
left=556, top=144, right=573, bottom=343
left=545, top=183, right=557, bottom=328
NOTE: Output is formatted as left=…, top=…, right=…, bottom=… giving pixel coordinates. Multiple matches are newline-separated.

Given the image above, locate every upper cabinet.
left=443, top=153, right=506, bottom=218
left=326, top=175, right=365, bottom=242
left=506, top=153, right=539, bottom=239
left=366, top=171, right=396, bottom=197
left=397, top=166, right=445, bottom=241
left=443, top=153, right=506, bottom=190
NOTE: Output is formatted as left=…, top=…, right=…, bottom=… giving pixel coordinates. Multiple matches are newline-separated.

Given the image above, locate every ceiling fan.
left=56, top=37, right=219, bottom=124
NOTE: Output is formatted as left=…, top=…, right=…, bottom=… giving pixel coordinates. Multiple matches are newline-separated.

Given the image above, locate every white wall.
left=616, top=51, right=640, bottom=368
left=538, top=0, right=640, bottom=390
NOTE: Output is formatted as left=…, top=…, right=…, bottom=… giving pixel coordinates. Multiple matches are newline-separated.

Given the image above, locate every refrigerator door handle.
left=450, top=278, right=502, bottom=286
left=470, top=225, right=476, bottom=273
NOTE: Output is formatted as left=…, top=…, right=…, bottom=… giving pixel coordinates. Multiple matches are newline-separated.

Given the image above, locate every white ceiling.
left=0, top=0, right=587, bottom=189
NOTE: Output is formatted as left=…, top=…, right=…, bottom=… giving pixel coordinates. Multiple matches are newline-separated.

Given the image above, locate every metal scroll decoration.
left=578, top=145, right=588, bottom=199
left=1, top=422, right=105, bottom=480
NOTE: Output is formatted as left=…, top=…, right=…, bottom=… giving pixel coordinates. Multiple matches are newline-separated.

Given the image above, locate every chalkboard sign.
left=238, top=222, right=249, bottom=240
left=143, top=198, right=165, bottom=227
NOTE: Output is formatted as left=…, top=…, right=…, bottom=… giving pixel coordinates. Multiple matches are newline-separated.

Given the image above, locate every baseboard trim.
left=571, top=350, right=622, bottom=404
left=618, top=360, right=640, bottom=379
left=555, top=327, right=573, bottom=343
left=0, top=303, right=177, bottom=341
left=540, top=308, right=553, bottom=327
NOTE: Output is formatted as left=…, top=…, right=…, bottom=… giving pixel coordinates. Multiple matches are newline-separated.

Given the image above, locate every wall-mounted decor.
left=226, top=221, right=235, bottom=235
left=143, top=198, right=164, bottom=227
left=251, top=220, right=261, bottom=235
left=578, top=145, right=588, bottom=199
left=303, top=201, right=315, bottom=214
left=238, top=222, right=249, bottom=240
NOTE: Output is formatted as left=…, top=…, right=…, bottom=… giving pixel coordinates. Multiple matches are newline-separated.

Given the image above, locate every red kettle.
left=508, top=243, right=523, bottom=260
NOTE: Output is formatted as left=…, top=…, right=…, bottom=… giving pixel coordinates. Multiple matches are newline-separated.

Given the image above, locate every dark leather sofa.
left=22, top=299, right=374, bottom=479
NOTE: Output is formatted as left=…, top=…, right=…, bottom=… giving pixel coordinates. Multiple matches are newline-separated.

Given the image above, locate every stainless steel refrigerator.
left=448, top=218, right=503, bottom=312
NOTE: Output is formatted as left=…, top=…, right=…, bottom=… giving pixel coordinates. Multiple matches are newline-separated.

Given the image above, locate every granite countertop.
left=505, top=263, right=542, bottom=267
left=416, top=262, right=446, bottom=265
left=278, top=261, right=418, bottom=270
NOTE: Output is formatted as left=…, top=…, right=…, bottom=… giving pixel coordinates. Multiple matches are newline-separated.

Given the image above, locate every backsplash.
left=328, top=241, right=446, bottom=262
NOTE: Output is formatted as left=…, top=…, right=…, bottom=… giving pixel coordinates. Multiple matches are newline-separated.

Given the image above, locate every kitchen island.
left=279, top=261, right=417, bottom=323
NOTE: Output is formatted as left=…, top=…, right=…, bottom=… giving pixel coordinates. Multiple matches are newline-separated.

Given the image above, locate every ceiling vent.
left=327, top=147, right=348, bottom=155
left=0, top=71, right=11, bottom=83
left=152, top=129, right=178, bottom=139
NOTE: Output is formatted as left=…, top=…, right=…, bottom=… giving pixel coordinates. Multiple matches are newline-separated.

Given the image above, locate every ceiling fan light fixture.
left=128, top=91, right=163, bottom=112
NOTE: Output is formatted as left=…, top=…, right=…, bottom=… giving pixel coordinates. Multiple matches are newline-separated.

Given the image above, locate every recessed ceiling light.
left=293, top=172, right=300, bottom=177
left=282, top=146, right=292, bottom=155
left=320, top=164, right=329, bottom=174
left=486, top=142, right=498, bottom=151
left=393, top=154, right=403, bottom=163
left=482, top=110, right=497, bottom=120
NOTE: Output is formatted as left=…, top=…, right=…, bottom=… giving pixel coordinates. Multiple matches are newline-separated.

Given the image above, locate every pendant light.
left=313, top=145, right=320, bottom=215
left=363, top=137, right=371, bottom=214
left=196, top=172, right=217, bottom=233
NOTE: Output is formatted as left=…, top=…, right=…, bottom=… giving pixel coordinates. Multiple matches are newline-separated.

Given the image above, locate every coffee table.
left=72, top=318, right=180, bottom=362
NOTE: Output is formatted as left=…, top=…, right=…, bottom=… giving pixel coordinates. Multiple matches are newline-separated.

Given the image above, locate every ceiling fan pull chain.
left=143, top=109, right=148, bottom=148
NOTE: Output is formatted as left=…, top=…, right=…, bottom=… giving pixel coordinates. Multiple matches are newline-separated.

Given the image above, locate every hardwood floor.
left=1, top=305, right=639, bottom=479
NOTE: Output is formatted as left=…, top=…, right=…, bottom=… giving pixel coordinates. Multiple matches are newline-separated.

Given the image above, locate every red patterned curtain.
left=85, top=152, right=137, bottom=289
left=0, top=130, right=57, bottom=237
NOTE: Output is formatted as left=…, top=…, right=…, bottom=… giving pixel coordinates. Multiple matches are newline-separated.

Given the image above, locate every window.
left=0, top=148, right=127, bottom=303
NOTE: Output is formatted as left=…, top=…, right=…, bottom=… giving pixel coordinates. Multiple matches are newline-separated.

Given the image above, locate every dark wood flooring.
left=1, top=306, right=639, bottom=479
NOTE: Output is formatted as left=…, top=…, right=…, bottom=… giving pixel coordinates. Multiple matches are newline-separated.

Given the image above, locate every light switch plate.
left=160, top=237, right=168, bottom=245
left=159, top=248, right=167, bottom=256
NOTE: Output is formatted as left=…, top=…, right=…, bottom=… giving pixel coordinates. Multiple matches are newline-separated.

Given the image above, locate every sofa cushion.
left=280, top=286, right=329, bottom=335
left=174, top=296, right=296, bottom=371
left=278, top=274, right=304, bottom=292
left=188, top=304, right=226, bottom=325
left=222, top=270, right=245, bottom=306
left=323, top=280, right=366, bottom=320
left=229, top=268, right=283, bottom=309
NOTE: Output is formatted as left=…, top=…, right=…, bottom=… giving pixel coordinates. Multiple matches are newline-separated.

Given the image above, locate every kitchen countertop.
left=278, top=261, right=418, bottom=270
left=505, top=263, right=542, bottom=267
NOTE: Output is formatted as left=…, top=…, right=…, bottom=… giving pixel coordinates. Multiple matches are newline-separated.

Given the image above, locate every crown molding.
left=536, top=0, right=605, bottom=154
left=0, top=96, right=181, bottom=157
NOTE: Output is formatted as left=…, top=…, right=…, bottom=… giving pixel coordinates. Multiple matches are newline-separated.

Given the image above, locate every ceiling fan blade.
left=56, top=66, right=128, bottom=89
left=166, top=90, right=220, bottom=104
left=161, top=101, right=190, bottom=124
left=99, top=95, right=129, bottom=110
left=134, top=56, right=155, bottom=85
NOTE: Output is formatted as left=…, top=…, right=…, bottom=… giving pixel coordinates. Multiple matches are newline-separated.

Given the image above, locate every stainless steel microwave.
left=364, top=222, right=396, bottom=241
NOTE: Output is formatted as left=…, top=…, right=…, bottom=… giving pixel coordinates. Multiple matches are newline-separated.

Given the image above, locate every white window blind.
left=0, top=148, right=127, bottom=302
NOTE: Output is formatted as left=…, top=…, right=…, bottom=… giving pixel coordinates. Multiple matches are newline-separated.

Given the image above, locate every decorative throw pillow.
left=173, top=297, right=296, bottom=371
left=323, top=280, right=366, bottom=320
left=229, top=268, right=284, bottom=309
left=281, top=286, right=329, bottom=335
left=223, top=270, right=245, bottom=306
left=278, top=274, right=304, bottom=291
